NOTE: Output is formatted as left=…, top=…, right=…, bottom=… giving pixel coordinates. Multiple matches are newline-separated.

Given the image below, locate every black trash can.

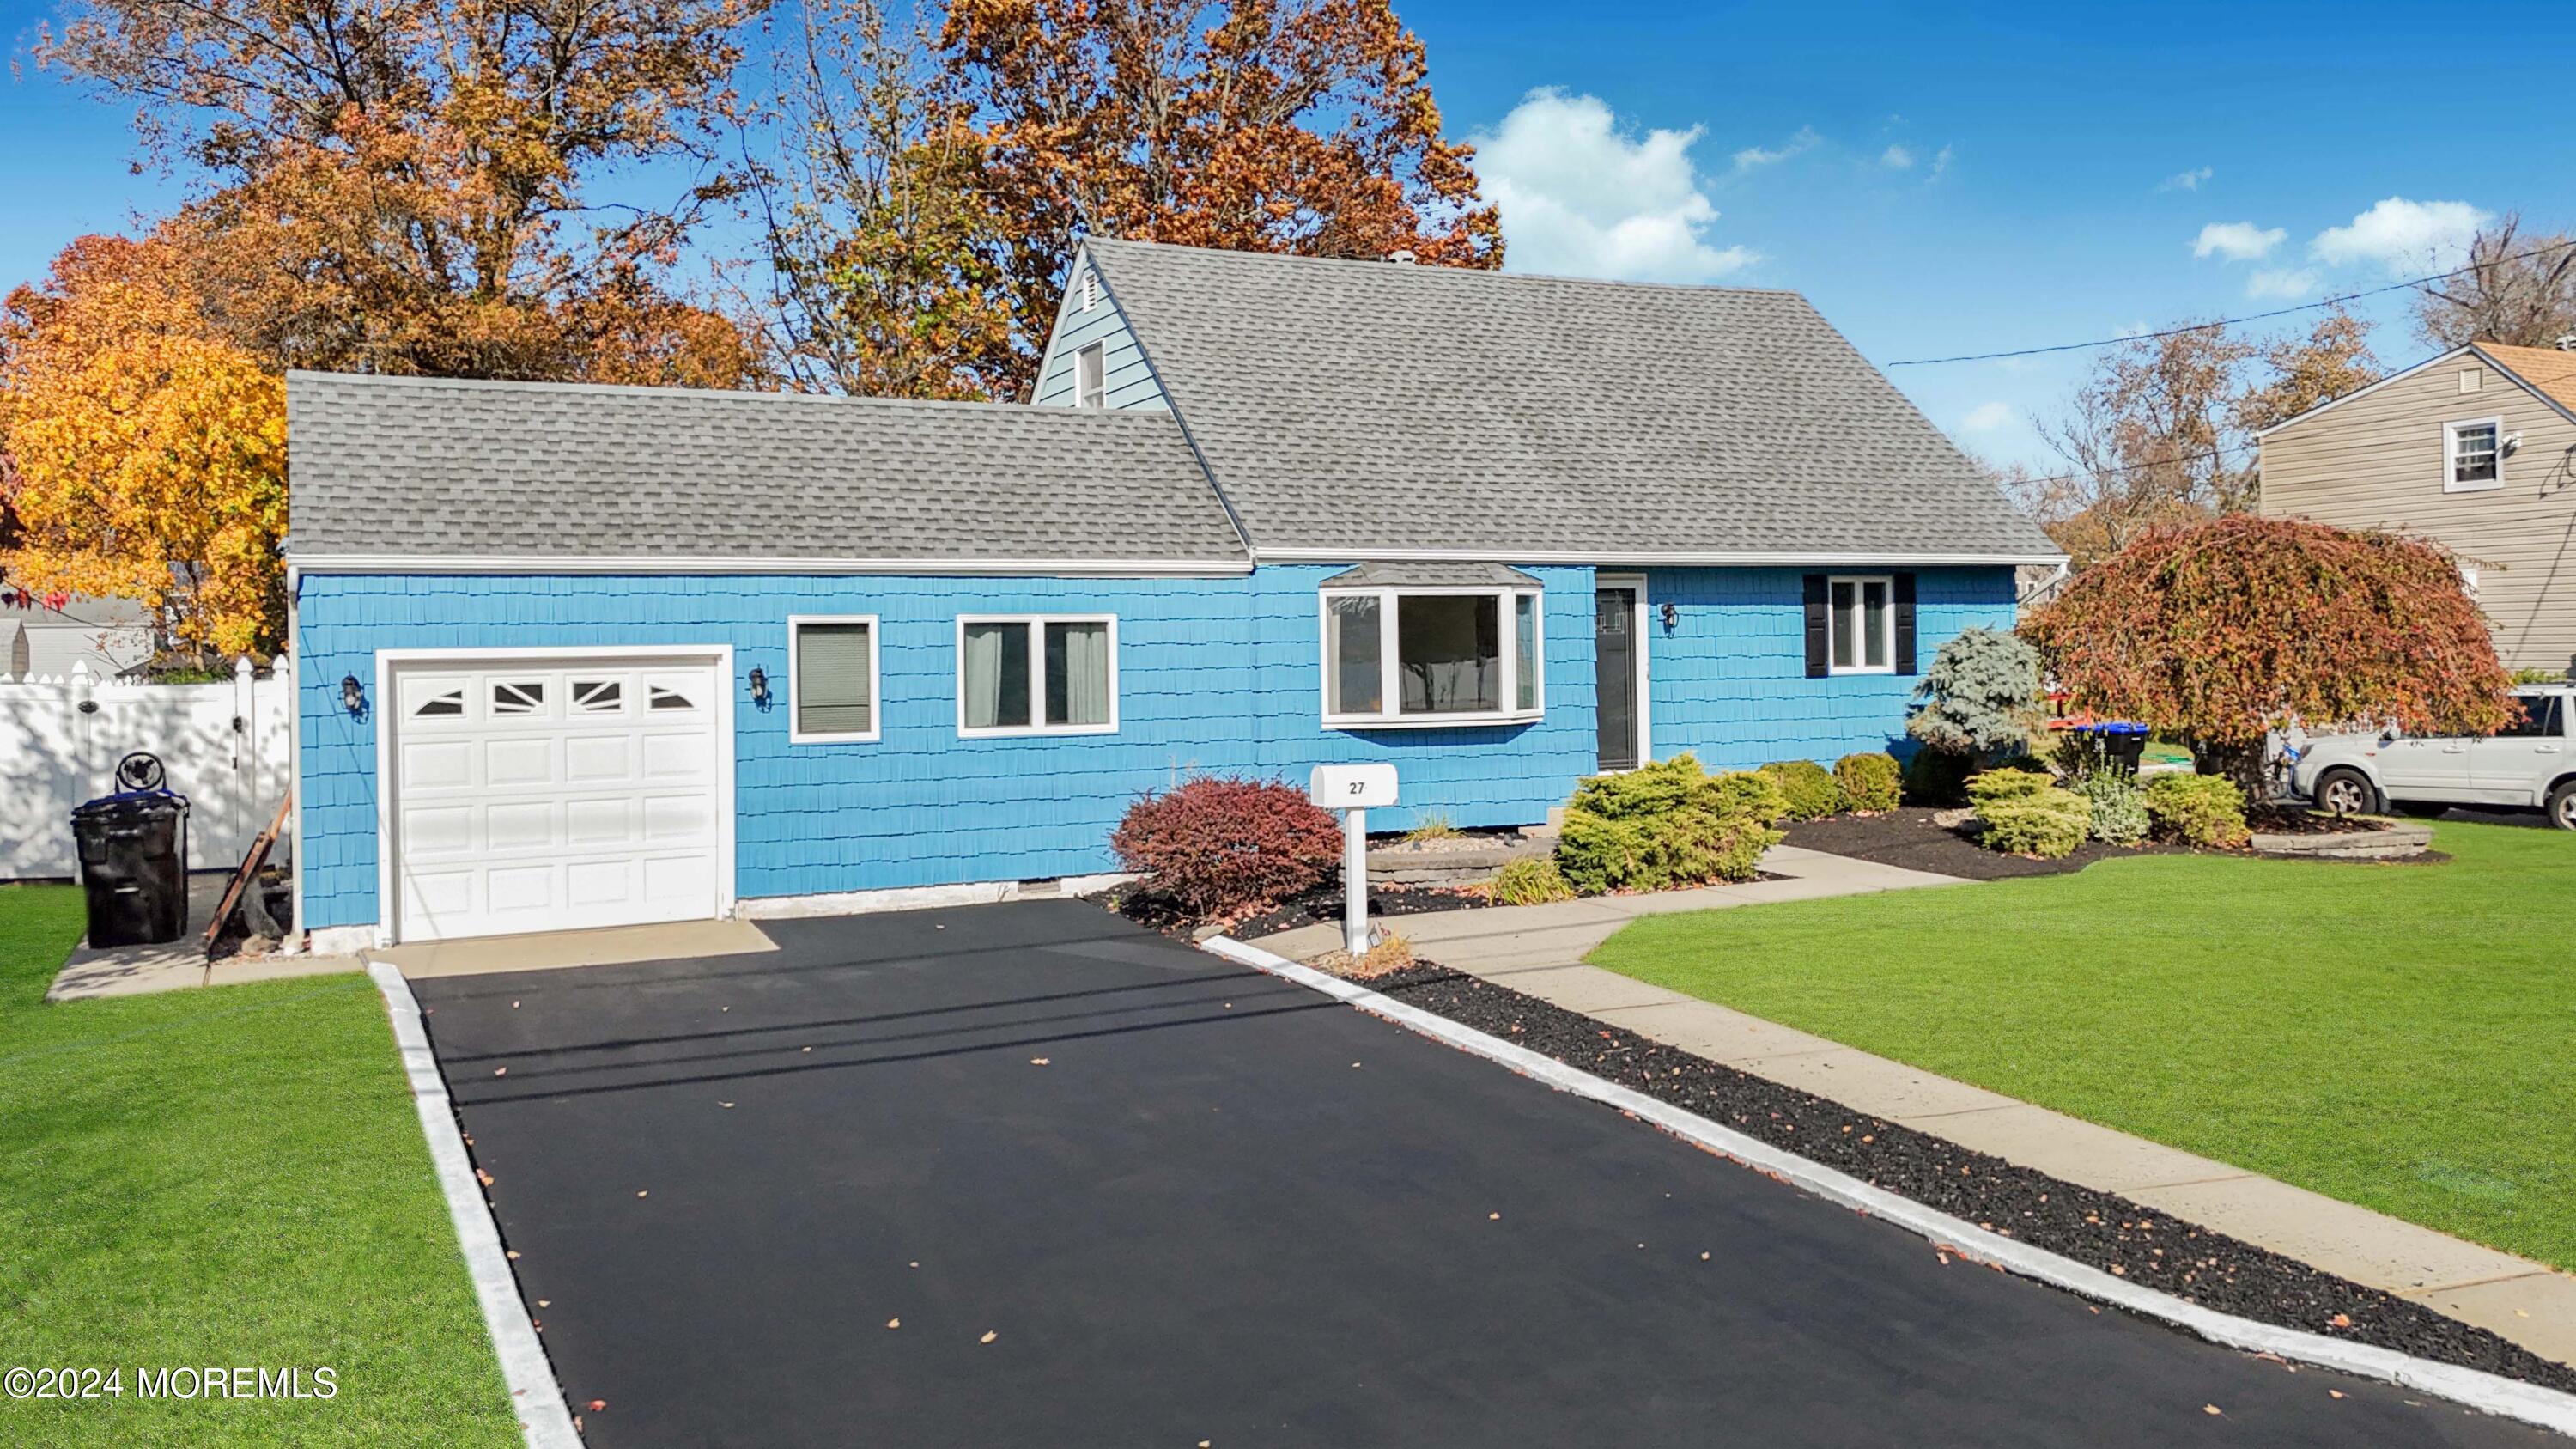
left=2069, top=721, right=2151, bottom=778
left=70, top=789, right=191, bottom=948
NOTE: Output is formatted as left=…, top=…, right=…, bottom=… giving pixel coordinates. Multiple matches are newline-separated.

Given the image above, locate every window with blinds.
left=791, top=618, right=878, bottom=741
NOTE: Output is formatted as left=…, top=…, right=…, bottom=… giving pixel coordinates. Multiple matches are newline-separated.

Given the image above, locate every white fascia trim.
left=1255, top=547, right=2067, bottom=568
left=2252, top=345, right=2478, bottom=440
left=1202, top=935, right=2576, bottom=1440
left=289, top=553, right=1252, bottom=578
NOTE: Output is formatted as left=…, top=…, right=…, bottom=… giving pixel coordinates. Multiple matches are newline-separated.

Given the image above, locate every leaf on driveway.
left=636, top=1190, right=648, bottom=1198
left=980, top=1330, right=998, bottom=1344
left=586, top=1399, right=606, bottom=1413
left=493, top=1067, right=507, bottom=1076
left=2202, top=1404, right=2221, bottom=1416
left=1030, top=1057, right=1051, bottom=1066
left=886, top=1318, right=901, bottom=1330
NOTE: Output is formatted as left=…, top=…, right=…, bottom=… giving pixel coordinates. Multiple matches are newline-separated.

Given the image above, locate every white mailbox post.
left=1308, top=764, right=1398, bottom=958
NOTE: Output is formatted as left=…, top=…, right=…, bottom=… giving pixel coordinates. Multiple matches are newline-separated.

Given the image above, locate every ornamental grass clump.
left=1486, top=856, right=1576, bottom=905
left=1109, top=776, right=1343, bottom=922
left=1756, top=759, right=1838, bottom=820
left=1554, top=754, right=1786, bottom=895
left=1833, top=752, right=1901, bottom=814
left=2143, top=774, right=2251, bottom=848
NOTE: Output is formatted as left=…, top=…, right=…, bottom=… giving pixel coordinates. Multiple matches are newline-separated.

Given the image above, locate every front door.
left=1595, top=585, right=1638, bottom=771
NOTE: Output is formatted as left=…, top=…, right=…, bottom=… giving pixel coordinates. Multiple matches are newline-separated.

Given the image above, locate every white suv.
left=2292, top=686, right=2576, bottom=830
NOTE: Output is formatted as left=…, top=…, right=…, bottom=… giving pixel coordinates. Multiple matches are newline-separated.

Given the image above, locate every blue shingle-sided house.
left=285, top=240, right=2061, bottom=947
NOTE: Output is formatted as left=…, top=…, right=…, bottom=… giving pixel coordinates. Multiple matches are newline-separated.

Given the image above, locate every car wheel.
left=2314, top=767, right=2379, bottom=817
left=2549, top=780, right=2576, bottom=831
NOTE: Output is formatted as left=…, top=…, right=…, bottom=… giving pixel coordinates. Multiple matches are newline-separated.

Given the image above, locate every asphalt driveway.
left=416, top=901, right=2551, bottom=1447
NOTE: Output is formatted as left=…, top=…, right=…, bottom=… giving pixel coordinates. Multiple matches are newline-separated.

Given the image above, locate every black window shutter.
left=1893, top=572, right=1918, bottom=676
left=1801, top=574, right=1829, bottom=678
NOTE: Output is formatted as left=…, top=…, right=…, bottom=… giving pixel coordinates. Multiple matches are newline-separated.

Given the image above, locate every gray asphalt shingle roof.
left=1085, top=238, right=2059, bottom=561
left=285, top=372, right=1249, bottom=565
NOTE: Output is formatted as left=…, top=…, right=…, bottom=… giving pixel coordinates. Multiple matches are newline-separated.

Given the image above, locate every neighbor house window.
left=2446, top=417, right=2502, bottom=491
left=957, top=614, right=1116, bottom=736
left=1828, top=575, right=1893, bottom=674
left=1076, top=343, right=1108, bottom=410
left=790, top=616, right=878, bottom=742
left=1321, top=587, right=1543, bottom=727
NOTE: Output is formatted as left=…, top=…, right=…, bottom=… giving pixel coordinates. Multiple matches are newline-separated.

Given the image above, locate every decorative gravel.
left=1359, top=961, right=2576, bottom=1394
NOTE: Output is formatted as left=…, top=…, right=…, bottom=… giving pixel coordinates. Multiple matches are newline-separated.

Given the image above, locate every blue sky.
left=4, top=0, right=2572, bottom=472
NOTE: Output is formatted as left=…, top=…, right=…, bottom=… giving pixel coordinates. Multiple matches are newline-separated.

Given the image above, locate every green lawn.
left=1589, top=820, right=2576, bottom=1270
left=0, top=886, right=516, bottom=1446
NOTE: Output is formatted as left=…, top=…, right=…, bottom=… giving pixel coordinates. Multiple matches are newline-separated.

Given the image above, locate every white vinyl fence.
left=1, top=655, right=292, bottom=880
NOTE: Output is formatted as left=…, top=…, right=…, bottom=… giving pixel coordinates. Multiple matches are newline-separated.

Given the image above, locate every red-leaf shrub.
left=1109, top=776, right=1344, bottom=922
left=2020, top=516, right=2514, bottom=793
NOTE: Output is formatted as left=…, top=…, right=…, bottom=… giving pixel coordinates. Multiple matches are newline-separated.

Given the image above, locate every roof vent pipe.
left=1384, top=248, right=1417, bottom=265
left=2556, top=333, right=2576, bottom=352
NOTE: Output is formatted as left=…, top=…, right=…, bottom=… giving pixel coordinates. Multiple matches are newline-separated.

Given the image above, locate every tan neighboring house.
left=2257, top=340, right=2576, bottom=676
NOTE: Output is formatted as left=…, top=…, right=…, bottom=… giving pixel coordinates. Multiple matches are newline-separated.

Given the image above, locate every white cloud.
left=1960, top=401, right=2016, bottom=433
left=1729, top=125, right=1820, bottom=174
left=1928, top=144, right=1953, bottom=180
left=1475, top=88, right=1759, bottom=284
left=2192, top=222, right=2286, bottom=261
left=2310, top=197, right=2492, bottom=274
left=1879, top=143, right=1916, bottom=170
left=2159, top=166, right=2214, bottom=192
left=2245, top=267, right=2320, bottom=300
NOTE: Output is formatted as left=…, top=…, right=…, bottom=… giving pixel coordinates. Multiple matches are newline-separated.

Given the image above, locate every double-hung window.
left=2445, top=417, right=2502, bottom=492
left=1826, top=575, right=1894, bottom=674
left=1321, top=584, right=1544, bottom=728
left=788, top=616, right=878, bottom=742
left=957, top=614, right=1117, bottom=736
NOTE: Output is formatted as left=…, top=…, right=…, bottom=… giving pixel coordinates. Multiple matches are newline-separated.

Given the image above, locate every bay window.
left=1321, top=584, right=1543, bottom=727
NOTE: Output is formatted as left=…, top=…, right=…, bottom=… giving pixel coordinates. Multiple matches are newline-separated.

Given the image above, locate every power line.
left=1886, top=235, right=2576, bottom=368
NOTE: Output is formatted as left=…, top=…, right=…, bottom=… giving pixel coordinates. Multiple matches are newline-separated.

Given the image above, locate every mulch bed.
left=1785, top=806, right=2445, bottom=879
left=1355, top=961, right=2576, bottom=1394
left=1783, top=807, right=2177, bottom=880
left=1088, top=880, right=1497, bottom=940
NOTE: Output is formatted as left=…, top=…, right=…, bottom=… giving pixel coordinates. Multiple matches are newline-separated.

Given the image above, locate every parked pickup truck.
left=2293, top=685, right=2576, bottom=830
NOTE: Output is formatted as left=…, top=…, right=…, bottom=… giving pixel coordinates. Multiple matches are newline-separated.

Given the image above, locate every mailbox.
left=1309, top=763, right=1398, bottom=810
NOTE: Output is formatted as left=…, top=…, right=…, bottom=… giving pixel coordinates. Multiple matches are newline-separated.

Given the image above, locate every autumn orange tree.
left=939, top=0, right=1502, bottom=395
left=2020, top=515, right=2513, bottom=795
left=37, top=0, right=762, bottom=382
left=1, top=235, right=286, bottom=661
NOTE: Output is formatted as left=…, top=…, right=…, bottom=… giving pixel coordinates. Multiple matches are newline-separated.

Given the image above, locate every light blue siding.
left=1643, top=565, right=2019, bottom=770
left=295, top=563, right=2013, bottom=928
left=1030, top=265, right=1169, bottom=411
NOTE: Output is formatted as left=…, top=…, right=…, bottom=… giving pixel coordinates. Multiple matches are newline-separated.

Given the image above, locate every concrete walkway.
left=1254, top=843, right=2576, bottom=1370
left=46, top=874, right=361, bottom=1002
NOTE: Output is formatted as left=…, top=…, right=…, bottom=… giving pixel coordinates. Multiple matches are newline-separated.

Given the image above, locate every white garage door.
left=388, top=655, right=728, bottom=943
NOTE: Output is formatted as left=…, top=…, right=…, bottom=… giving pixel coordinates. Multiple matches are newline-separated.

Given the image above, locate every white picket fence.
left=0, top=655, right=293, bottom=880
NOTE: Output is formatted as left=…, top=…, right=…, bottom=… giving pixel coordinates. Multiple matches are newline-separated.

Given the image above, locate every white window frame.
left=954, top=612, right=1120, bottom=738
left=1317, top=585, right=1545, bottom=729
left=2445, top=416, right=2504, bottom=493
left=1076, top=343, right=1108, bottom=410
left=1826, top=574, right=1896, bottom=676
left=787, top=614, right=882, bottom=744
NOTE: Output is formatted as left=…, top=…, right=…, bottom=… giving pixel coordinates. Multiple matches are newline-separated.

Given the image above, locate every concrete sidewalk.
left=1255, top=843, right=1968, bottom=967
left=1252, top=843, right=2576, bottom=1370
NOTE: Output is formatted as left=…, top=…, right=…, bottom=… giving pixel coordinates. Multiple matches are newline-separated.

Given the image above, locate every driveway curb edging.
left=370, top=962, right=583, bottom=1449
left=1201, top=936, right=2576, bottom=1440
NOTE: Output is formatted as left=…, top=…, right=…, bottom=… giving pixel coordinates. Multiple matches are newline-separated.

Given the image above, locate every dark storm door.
left=1595, top=586, right=1638, bottom=771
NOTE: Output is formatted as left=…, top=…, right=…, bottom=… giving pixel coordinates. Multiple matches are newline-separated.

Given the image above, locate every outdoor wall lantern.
left=1660, top=601, right=1680, bottom=630
left=748, top=666, right=770, bottom=706
left=339, top=673, right=366, bottom=715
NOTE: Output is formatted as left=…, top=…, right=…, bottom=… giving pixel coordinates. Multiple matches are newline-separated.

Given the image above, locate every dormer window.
left=2445, top=417, right=2501, bottom=492
left=1076, top=343, right=1107, bottom=411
